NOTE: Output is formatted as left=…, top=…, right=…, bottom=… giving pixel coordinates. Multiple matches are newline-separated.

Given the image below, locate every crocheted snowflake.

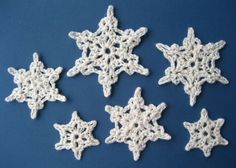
left=5, top=53, right=66, bottom=119
left=183, top=108, right=228, bottom=157
left=67, top=5, right=149, bottom=97
left=156, top=27, right=229, bottom=106
left=105, top=87, right=171, bottom=161
left=54, top=111, right=100, bottom=160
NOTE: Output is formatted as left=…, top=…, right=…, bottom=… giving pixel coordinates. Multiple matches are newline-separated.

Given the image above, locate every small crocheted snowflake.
left=54, top=111, right=99, bottom=160
left=67, top=5, right=149, bottom=97
left=5, top=53, right=66, bottom=119
left=184, top=108, right=228, bottom=157
left=156, top=28, right=229, bottom=106
left=105, top=87, right=171, bottom=161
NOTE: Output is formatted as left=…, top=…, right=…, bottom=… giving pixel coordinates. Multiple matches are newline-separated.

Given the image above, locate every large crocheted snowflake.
left=5, top=53, right=66, bottom=119
left=67, top=5, right=149, bottom=97
left=156, top=27, right=229, bottom=106
left=184, top=108, right=228, bottom=157
left=54, top=111, right=99, bottom=160
left=105, top=87, right=171, bottom=161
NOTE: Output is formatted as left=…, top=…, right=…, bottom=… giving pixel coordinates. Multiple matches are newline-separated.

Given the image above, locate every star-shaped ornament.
left=184, top=108, right=228, bottom=157
left=54, top=111, right=100, bottom=160
left=105, top=87, right=171, bottom=161
left=5, top=53, right=66, bottom=119
left=156, top=28, right=228, bottom=106
left=67, top=5, right=149, bottom=97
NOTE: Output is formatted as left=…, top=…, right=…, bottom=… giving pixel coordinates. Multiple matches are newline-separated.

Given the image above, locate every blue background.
left=0, top=0, right=235, bottom=168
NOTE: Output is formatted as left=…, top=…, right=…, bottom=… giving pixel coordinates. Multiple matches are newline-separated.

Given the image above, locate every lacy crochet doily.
left=184, top=108, right=228, bottom=157
left=67, top=5, right=149, bottom=97
left=105, top=87, right=171, bottom=161
left=5, top=53, right=66, bottom=119
left=156, top=27, right=229, bottom=106
left=54, top=111, right=100, bottom=160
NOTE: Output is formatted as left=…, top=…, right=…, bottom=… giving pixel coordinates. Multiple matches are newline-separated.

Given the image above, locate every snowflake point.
left=158, top=102, right=167, bottom=111
left=201, top=108, right=208, bottom=116
left=105, top=105, right=112, bottom=113
left=71, top=110, right=78, bottom=117
left=7, top=67, right=17, bottom=76
left=185, top=144, right=191, bottom=151
left=133, top=151, right=140, bottom=161
left=136, top=27, right=148, bottom=37
left=155, top=43, right=162, bottom=49
left=134, top=86, right=142, bottom=96
left=66, top=68, right=76, bottom=77
left=158, top=76, right=170, bottom=85
left=218, top=76, right=229, bottom=84
left=33, top=52, right=39, bottom=61
left=183, top=122, right=190, bottom=128
left=68, top=31, right=79, bottom=40
left=53, top=123, right=59, bottom=129
left=214, top=40, right=226, bottom=50
left=107, top=5, right=114, bottom=17
left=30, top=109, right=38, bottom=119
left=187, top=27, right=195, bottom=36
left=103, top=84, right=112, bottom=97
left=190, top=95, right=196, bottom=106
left=55, top=67, right=63, bottom=73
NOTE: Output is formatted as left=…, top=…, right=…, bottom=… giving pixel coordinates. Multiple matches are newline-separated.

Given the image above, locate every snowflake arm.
left=5, top=52, right=66, bottom=119
left=156, top=27, right=229, bottom=106
left=54, top=111, right=99, bottom=160
left=67, top=5, right=149, bottom=97
left=183, top=108, right=228, bottom=157
left=105, top=87, right=171, bottom=161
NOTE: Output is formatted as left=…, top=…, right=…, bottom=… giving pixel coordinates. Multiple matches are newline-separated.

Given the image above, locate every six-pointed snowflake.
left=67, top=5, right=149, bottom=97
left=184, top=108, right=228, bottom=157
left=5, top=53, right=66, bottom=119
left=105, top=87, right=171, bottom=161
left=2, top=8, right=231, bottom=160
left=54, top=111, right=100, bottom=160
left=156, top=27, right=229, bottom=106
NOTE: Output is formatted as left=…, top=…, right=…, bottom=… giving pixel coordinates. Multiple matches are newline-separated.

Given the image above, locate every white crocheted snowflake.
left=5, top=53, right=66, bottom=119
left=105, top=87, right=171, bottom=161
left=67, top=5, right=149, bottom=97
left=184, top=108, right=228, bottom=157
left=54, top=111, right=100, bottom=160
left=156, top=28, right=229, bottom=106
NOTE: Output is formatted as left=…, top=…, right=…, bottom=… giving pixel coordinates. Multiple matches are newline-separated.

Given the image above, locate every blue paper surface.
left=0, top=0, right=235, bottom=167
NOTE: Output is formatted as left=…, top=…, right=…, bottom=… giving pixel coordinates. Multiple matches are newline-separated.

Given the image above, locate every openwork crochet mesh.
left=156, top=27, right=229, bottom=106
left=54, top=111, right=100, bottom=160
left=67, top=5, right=149, bottom=97
left=5, top=53, right=66, bottom=119
left=184, top=108, right=228, bottom=157
left=105, top=87, right=171, bottom=161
